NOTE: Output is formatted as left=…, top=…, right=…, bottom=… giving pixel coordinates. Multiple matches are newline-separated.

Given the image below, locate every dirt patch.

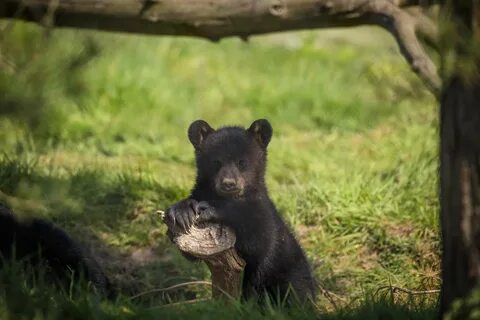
left=295, top=224, right=320, bottom=239
left=357, top=246, right=380, bottom=271
left=382, top=221, right=415, bottom=238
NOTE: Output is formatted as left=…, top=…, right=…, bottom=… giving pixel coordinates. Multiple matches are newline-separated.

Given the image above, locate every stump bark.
left=167, top=223, right=246, bottom=299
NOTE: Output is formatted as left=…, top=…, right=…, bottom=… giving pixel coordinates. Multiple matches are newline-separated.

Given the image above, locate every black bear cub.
left=0, top=205, right=112, bottom=296
left=165, top=119, right=316, bottom=303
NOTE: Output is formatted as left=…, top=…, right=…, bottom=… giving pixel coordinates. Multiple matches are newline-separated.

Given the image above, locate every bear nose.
left=221, top=178, right=237, bottom=190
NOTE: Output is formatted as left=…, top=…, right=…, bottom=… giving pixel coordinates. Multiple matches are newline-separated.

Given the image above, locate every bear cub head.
left=188, top=119, right=272, bottom=199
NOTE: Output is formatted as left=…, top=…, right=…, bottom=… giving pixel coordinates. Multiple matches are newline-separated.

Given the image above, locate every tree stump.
left=166, top=222, right=246, bottom=299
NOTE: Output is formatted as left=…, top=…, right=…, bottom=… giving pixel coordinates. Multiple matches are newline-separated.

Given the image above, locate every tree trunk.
left=440, top=77, right=480, bottom=316
left=0, top=0, right=441, bottom=94
left=439, top=0, right=480, bottom=316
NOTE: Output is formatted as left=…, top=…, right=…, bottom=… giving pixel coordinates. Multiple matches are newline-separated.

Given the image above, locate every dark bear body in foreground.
left=0, top=205, right=111, bottom=296
left=165, top=119, right=316, bottom=303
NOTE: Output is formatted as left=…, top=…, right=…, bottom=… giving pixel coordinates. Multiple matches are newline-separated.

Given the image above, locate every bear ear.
left=247, top=119, right=272, bottom=148
left=188, top=120, right=215, bottom=149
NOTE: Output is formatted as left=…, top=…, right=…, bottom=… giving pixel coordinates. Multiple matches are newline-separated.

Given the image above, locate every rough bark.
left=168, top=223, right=246, bottom=299
left=0, top=0, right=440, bottom=94
left=440, top=78, right=480, bottom=316
left=440, top=0, right=480, bottom=316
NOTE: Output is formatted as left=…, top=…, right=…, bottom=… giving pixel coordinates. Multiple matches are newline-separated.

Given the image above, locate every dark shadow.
left=0, top=156, right=208, bottom=306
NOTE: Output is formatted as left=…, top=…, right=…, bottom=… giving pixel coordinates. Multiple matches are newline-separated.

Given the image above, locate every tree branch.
left=1, top=0, right=441, bottom=94
left=405, top=6, right=439, bottom=48
left=363, top=0, right=441, bottom=96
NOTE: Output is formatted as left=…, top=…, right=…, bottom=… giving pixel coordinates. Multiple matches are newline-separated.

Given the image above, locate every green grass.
left=0, top=21, right=439, bottom=319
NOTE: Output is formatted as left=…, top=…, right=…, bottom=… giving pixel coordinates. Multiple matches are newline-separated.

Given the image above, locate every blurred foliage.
left=438, top=3, right=480, bottom=82
left=0, top=22, right=99, bottom=141
left=445, top=287, right=480, bottom=320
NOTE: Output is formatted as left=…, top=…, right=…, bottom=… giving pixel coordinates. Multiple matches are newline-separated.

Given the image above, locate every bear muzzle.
left=216, top=177, right=245, bottom=197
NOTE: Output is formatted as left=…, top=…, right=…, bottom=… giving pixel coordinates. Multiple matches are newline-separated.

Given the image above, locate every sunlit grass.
left=0, top=21, right=439, bottom=319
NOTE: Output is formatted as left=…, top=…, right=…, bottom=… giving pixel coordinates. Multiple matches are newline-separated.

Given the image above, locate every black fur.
left=0, top=205, right=112, bottom=296
left=166, top=119, right=316, bottom=303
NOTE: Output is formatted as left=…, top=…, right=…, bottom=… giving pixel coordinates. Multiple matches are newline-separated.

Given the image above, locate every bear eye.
left=238, top=159, right=247, bottom=170
left=213, top=160, right=222, bottom=170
